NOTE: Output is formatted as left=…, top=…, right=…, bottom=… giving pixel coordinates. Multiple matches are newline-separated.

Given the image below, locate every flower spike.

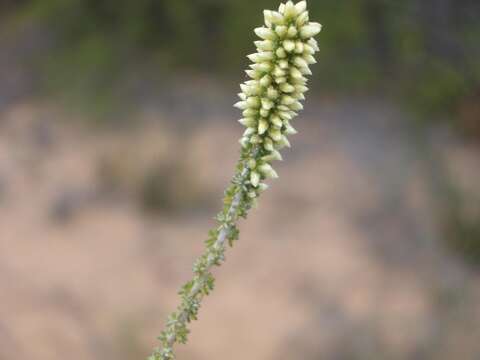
left=149, top=2, right=321, bottom=359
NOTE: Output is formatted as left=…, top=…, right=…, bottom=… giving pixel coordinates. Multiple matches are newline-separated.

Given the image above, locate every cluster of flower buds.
left=234, top=0, right=321, bottom=191
left=149, top=3, right=321, bottom=359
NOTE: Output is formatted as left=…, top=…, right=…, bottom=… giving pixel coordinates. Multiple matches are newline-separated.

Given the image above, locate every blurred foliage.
left=442, top=188, right=480, bottom=267
left=445, top=211, right=480, bottom=267
left=96, top=146, right=211, bottom=215
left=428, top=149, right=480, bottom=267
left=1, top=0, right=479, bottom=128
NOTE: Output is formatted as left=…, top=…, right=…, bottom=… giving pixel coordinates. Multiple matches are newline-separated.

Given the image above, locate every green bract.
left=149, top=2, right=321, bottom=359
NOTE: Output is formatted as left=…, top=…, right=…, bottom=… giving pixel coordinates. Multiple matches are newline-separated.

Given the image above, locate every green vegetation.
left=2, top=0, right=479, bottom=127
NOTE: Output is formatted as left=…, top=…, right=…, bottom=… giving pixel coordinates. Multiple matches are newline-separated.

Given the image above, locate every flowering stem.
left=148, top=2, right=321, bottom=359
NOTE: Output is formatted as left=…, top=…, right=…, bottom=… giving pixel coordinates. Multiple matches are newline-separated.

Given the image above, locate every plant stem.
left=148, top=2, right=321, bottom=358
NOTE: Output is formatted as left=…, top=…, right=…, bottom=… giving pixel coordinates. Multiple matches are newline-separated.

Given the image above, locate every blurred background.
left=0, top=0, right=479, bottom=359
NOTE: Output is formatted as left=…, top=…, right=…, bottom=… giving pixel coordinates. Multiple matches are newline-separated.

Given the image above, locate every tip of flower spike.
left=283, top=1, right=297, bottom=19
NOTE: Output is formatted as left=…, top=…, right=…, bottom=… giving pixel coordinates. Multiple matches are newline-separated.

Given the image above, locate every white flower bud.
left=238, top=117, right=256, bottom=127
left=266, top=87, right=279, bottom=99
left=294, top=92, right=306, bottom=101
left=261, top=98, right=274, bottom=110
left=283, top=1, right=298, bottom=19
left=247, top=53, right=260, bottom=62
left=244, top=127, right=255, bottom=136
left=277, top=105, right=291, bottom=112
left=271, top=116, right=283, bottom=128
left=303, top=44, right=315, bottom=55
left=268, top=127, right=283, bottom=141
left=285, top=123, right=298, bottom=135
left=300, top=22, right=322, bottom=39
left=248, top=159, right=257, bottom=169
left=278, top=3, right=285, bottom=13
left=294, top=56, right=309, bottom=70
left=283, top=39, right=295, bottom=52
left=251, top=62, right=272, bottom=72
left=263, top=137, right=274, bottom=151
left=263, top=10, right=273, bottom=27
left=262, top=150, right=283, bottom=162
left=238, top=92, right=246, bottom=100
left=245, top=81, right=261, bottom=94
left=239, top=137, right=249, bottom=148
left=258, top=163, right=279, bottom=179
left=259, top=51, right=274, bottom=61
left=246, top=96, right=260, bottom=108
left=289, top=101, right=304, bottom=111
left=255, top=40, right=275, bottom=51
left=258, top=183, right=269, bottom=192
left=246, top=69, right=260, bottom=79
left=275, top=25, right=288, bottom=38
left=258, top=118, right=269, bottom=135
left=243, top=108, right=257, bottom=117
left=250, top=134, right=263, bottom=144
left=264, top=10, right=284, bottom=25
left=255, top=27, right=277, bottom=40
left=294, top=41, right=304, bottom=54
left=275, top=76, right=287, bottom=84
left=273, top=66, right=286, bottom=78
left=296, top=11, right=309, bottom=27
left=276, top=135, right=291, bottom=149
left=295, top=1, right=307, bottom=13
left=250, top=171, right=260, bottom=187
left=281, top=95, right=295, bottom=105
left=308, top=38, right=320, bottom=51
left=279, top=59, right=289, bottom=69
left=280, top=83, right=295, bottom=93
left=278, top=111, right=293, bottom=120
left=295, top=11, right=309, bottom=28
left=259, top=74, right=272, bottom=87
left=290, top=75, right=308, bottom=84
left=287, top=25, right=298, bottom=38
left=303, top=54, right=317, bottom=64
left=276, top=47, right=287, bottom=58
left=295, top=84, right=309, bottom=93
left=234, top=101, right=248, bottom=110
left=300, top=66, right=312, bottom=75
left=290, top=67, right=303, bottom=79
left=260, top=108, right=270, bottom=117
